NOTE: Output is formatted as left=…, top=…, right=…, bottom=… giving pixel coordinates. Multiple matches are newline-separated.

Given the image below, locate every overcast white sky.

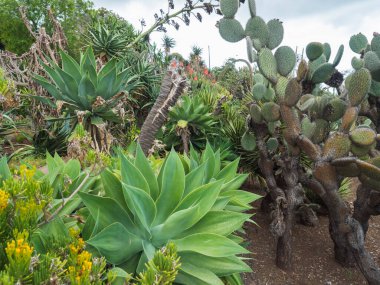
left=92, top=0, right=380, bottom=71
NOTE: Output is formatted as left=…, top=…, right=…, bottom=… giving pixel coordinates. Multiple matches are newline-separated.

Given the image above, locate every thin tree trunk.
left=139, top=71, right=187, bottom=155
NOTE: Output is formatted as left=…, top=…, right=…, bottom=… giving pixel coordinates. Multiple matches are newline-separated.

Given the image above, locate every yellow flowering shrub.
left=0, top=189, right=9, bottom=213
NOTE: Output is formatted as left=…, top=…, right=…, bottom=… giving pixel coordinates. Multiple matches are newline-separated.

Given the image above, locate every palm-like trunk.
left=139, top=71, right=187, bottom=155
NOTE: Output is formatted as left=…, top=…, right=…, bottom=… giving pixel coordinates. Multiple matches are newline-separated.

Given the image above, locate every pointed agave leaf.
left=216, top=158, right=240, bottom=182
left=178, top=211, right=250, bottom=237
left=184, top=162, right=207, bottom=196
left=86, top=222, right=142, bottom=265
left=98, top=58, right=117, bottom=79
left=96, top=66, right=117, bottom=100
left=173, top=233, right=249, bottom=257
left=122, top=184, right=156, bottom=232
left=179, top=263, right=224, bottom=285
left=60, top=51, right=81, bottom=84
left=78, top=192, right=136, bottom=234
left=142, top=241, right=156, bottom=260
left=32, top=75, right=65, bottom=102
left=155, top=150, right=185, bottom=225
left=54, top=67, right=80, bottom=102
left=78, top=72, right=95, bottom=108
left=221, top=174, right=248, bottom=192
left=80, top=48, right=97, bottom=87
left=180, top=253, right=251, bottom=276
left=101, top=169, right=128, bottom=209
left=134, top=144, right=159, bottom=200
left=120, top=154, right=150, bottom=194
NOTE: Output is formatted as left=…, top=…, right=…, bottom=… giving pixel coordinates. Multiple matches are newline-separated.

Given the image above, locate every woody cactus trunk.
left=218, top=0, right=380, bottom=283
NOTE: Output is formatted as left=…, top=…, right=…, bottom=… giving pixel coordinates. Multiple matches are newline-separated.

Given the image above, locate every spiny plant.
left=79, top=144, right=260, bottom=285
left=33, top=47, right=139, bottom=152
left=217, top=0, right=380, bottom=281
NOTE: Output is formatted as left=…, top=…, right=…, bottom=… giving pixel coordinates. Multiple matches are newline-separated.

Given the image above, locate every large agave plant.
left=79, top=144, right=260, bottom=285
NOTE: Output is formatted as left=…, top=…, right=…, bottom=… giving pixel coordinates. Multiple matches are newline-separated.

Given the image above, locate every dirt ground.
left=242, top=187, right=380, bottom=285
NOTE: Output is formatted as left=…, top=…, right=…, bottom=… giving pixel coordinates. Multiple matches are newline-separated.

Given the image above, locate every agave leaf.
left=122, top=184, right=156, bottom=232
left=216, top=158, right=240, bottom=183
left=33, top=74, right=68, bottom=103
left=96, top=66, right=117, bottom=100
left=221, top=174, right=248, bottom=192
left=184, top=162, right=207, bottom=196
left=98, top=58, right=117, bottom=79
left=87, top=222, right=143, bottom=265
left=78, top=72, right=95, bottom=109
left=154, top=150, right=185, bottom=225
left=101, top=169, right=128, bottom=209
left=0, top=156, right=11, bottom=182
left=180, top=253, right=252, bottom=276
left=60, top=51, right=81, bottom=84
left=120, top=154, right=150, bottom=194
left=134, top=144, right=159, bottom=200
left=54, top=67, right=80, bottom=102
left=179, top=263, right=224, bottom=285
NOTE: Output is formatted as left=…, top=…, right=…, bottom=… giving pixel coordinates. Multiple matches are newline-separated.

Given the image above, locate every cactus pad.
left=219, top=18, right=246, bottom=43
left=308, top=54, right=327, bottom=79
left=312, top=119, right=329, bottom=144
left=341, top=106, right=358, bottom=133
left=301, top=117, right=316, bottom=139
left=351, top=143, right=372, bottom=157
left=311, top=63, right=335, bottom=84
left=266, top=137, right=279, bottom=152
left=285, top=78, right=302, bottom=107
left=347, top=68, right=371, bottom=106
left=250, top=104, right=263, bottom=124
left=246, top=36, right=257, bottom=63
left=241, top=131, right=257, bottom=151
left=264, top=87, right=276, bottom=101
left=245, top=16, right=269, bottom=47
left=275, top=76, right=289, bottom=99
left=357, top=160, right=380, bottom=181
left=248, top=0, right=256, bottom=17
left=306, top=42, right=324, bottom=61
left=297, top=59, right=308, bottom=81
left=323, top=43, right=332, bottom=61
left=322, top=133, right=351, bottom=158
left=370, top=79, right=380, bottom=97
left=349, top=33, right=368, bottom=54
left=351, top=57, right=364, bottom=70
left=350, top=127, right=376, bottom=147
left=364, top=51, right=380, bottom=73
left=253, top=83, right=267, bottom=100
left=371, top=35, right=380, bottom=58
left=275, top=46, right=296, bottom=77
left=323, top=98, right=347, bottom=122
left=332, top=44, right=344, bottom=67
left=258, top=48, right=278, bottom=83
left=261, top=102, right=281, bottom=122
left=359, top=174, right=380, bottom=191
left=267, top=19, right=284, bottom=50
left=220, top=0, right=239, bottom=18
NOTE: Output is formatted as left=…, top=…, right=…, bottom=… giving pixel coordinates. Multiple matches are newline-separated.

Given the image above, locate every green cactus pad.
left=323, top=43, right=332, bottom=61
left=219, top=18, right=246, bottom=43
left=258, top=48, right=278, bottom=83
left=311, top=119, right=329, bottom=144
left=285, top=78, right=302, bottom=107
left=350, top=127, right=376, bottom=147
left=245, top=16, right=269, bottom=47
left=332, top=44, right=344, bottom=67
left=370, top=80, right=380, bottom=97
left=341, top=106, right=358, bottom=133
left=301, top=117, right=316, bottom=139
left=261, top=102, right=281, bottom=122
left=351, top=57, right=364, bottom=70
left=267, top=19, right=284, bottom=50
left=347, top=68, right=371, bottom=106
left=252, top=39, right=263, bottom=51
left=275, top=76, right=289, bottom=99
left=250, top=104, right=263, bottom=124
left=248, top=0, right=256, bottom=17
left=323, top=98, right=347, bottom=122
left=264, top=86, right=276, bottom=102
left=308, top=54, right=327, bottom=80
left=349, top=33, right=368, bottom=54
left=311, top=63, right=335, bottom=84
left=252, top=83, right=267, bottom=100
left=306, top=42, right=324, bottom=61
left=350, top=144, right=372, bottom=158
left=268, top=121, right=281, bottom=135
left=297, top=59, right=308, bottom=81
left=371, top=35, right=380, bottom=58
left=253, top=73, right=265, bottom=84
left=241, top=131, right=257, bottom=151
left=266, top=137, right=279, bottom=152
left=275, top=46, right=296, bottom=77
left=246, top=36, right=257, bottom=63
left=220, top=0, right=239, bottom=18
left=370, top=157, right=380, bottom=168
left=364, top=51, right=380, bottom=72
left=322, top=133, right=351, bottom=159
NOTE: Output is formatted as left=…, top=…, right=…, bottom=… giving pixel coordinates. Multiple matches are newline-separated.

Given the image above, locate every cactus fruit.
left=253, top=83, right=267, bottom=100
left=312, top=119, right=329, bottom=144
left=371, top=35, right=380, bottom=58
left=264, top=86, right=276, bottom=101
left=275, top=46, right=296, bottom=77
left=322, top=133, right=351, bottom=159
left=245, top=16, right=269, bottom=48
left=267, top=19, right=284, bottom=50
left=311, top=63, right=335, bottom=84
left=261, top=102, right=281, bottom=122
left=306, top=42, right=324, bottom=61
left=352, top=57, right=364, bottom=70
left=248, top=0, right=256, bottom=17
left=285, top=78, right=302, bottom=107
left=301, top=117, right=316, bottom=139
left=266, top=137, right=279, bottom=152
left=220, top=0, right=239, bottom=18
left=350, top=127, right=376, bottom=147
left=297, top=59, right=308, bottom=81
left=250, top=104, right=263, bottom=123
left=347, top=68, right=371, bottom=106
left=341, top=106, right=359, bottom=133
left=349, top=33, right=368, bottom=54
left=219, top=18, right=246, bottom=43
left=258, top=48, right=278, bottom=83
left=246, top=36, right=257, bottom=63
left=332, top=44, right=344, bottom=67
left=323, top=43, right=332, bottom=61
left=323, top=98, right=347, bottom=122
left=241, top=131, right=257, bottom=151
